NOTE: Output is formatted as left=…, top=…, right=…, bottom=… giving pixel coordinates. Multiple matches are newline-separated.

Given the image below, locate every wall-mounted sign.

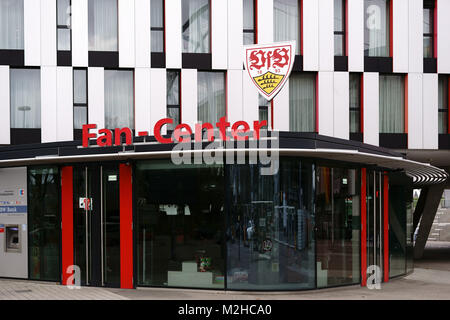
left=79, top=198, right=93, bottom=211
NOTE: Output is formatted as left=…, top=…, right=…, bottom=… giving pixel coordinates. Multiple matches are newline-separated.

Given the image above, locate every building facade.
left=0, top=0, right=449, bottom=290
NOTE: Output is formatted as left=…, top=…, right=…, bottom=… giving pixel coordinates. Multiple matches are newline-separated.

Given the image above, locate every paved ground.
left=1, top=241, right=449, bottom=300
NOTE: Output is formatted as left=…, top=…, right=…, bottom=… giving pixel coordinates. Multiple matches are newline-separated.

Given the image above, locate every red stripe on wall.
left=61, top=166, right=73, bottom=286
left=383, top=174, right=389, bottom=282
left=315, top=73, right=319, bottom=133
left=300, top=0, right=303, bottom=55
left=389, top=0, right=393, bottom=57
left=360, top=74, right=364, bottom=134
left=271, top=100, right=274, bottom=130
left=361, top=168, right=367, bottom=286
left=345, top=0, right=348, bottom=56
left=405, top=74, right=408, bottom=135
left=255, top=0, right=258, bottom=44
left=434, top=0, right=438, bottom=59
left=120, top=163, right=134, bottom=289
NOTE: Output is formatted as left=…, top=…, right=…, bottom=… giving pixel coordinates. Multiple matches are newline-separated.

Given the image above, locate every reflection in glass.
left=438, top=76, right=448, bottom=134
left=274, top=0, right=300, bottom=54
left=334, top=0, right=345, bottom=56
left=423, top=8, right=433, bottom=58
left=10, top=69, right=41, bottom=129
left=88, top=0, right=118, bottom=51
left=0, top=0, right=24, bottom=49
left=58, top=28, right=71, bottom=51
left=104, top=70, right=134, bottom=129
left=349, top=73, right=361, bottom=133
left=182, top=0, right=210, bottom=53
left=364, top=0, right=390, bottom=57
left=243, top=0, right=255, bottom=45
left=74, top=107, right=88, bottom=130
left=74, top=69, right=87, bottom=104
left=197, top=72, right=226, bottom=124
left=151, top=0, right=164, bottom=52
left=289, top=73, right=316, bottom=132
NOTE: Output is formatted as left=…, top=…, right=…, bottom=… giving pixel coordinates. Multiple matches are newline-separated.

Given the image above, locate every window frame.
left=88, top=0, right=119, bottom=52
left=378, top=73, right=406, bottom=134
left=166, top=69, right=181, bottom=133
left=151, top=0, right=165, bottom=53
left=181, top=0, right=212, bottom=54
left=364, top=0, right=391, bottom=58
left=73, top=68, right=88, bottom=131
left=243, top=0, right=257, bottom=45
left=349, top=73, right=362, bottom=134
left=334, top=0, right=346, bottom=57
left=423, top=0, right=435, bottom=59
left=57, top=0, right=72, bottom=51
left=438, top=75, right=449, bottom=135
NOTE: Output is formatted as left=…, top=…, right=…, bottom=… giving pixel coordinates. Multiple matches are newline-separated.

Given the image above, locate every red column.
left=384, top=174, right=390, bottom=282
left=120, top=163, right=134, bottom=289
left=61, top=166, right=73, bottom=285
left=361, top=168, right=367, bottom=286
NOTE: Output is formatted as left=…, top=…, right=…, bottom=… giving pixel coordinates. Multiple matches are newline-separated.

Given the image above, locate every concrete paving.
left=0, top=241, right=449, bottom=300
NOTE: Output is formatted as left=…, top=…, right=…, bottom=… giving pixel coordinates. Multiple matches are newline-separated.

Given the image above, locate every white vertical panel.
left=318, top=72, right=334, bottom=137
left=88, top=68, right=105, bottom=133
left=273, top=81, right=289, bottom=131
left=257, top=0, right=274, bottom=44
left=318, top=0, right=334, bottom=71
left=40, top=0, right=56, bottom=66
left=438, top=0, right=450, bottom=73
left=228, top=0, right=243, bottom=70
left=393, top=0, right=409, bottom=73
left=212, top=0, right=228, bottom=69
left=135, top=68, right=152, bottom=135
left=0, top=66, right=10, bottom=145
left=135, top=0, right=151, bottom=68
left=333, top=72, right=349, bottom=140
left=242, top=71, right=259, bottom=125
left=227, top=70, right=243, bottom=124
left=166, top=0, right=182, bottom=68
left=72, top=0, right=89, bottom=67
left=423, top=74, right=438, bottom=149
left=181, top=69, right=198, bottom=128
left=56, top=67, right=74, bottom=142
left=24, top=0, right=41, bottom=66
left=348, top=0, right=364, bottom=72
left=408, top=0, right=423, bottom=73
left=150, top=69, right=167, bottom=135
left=303, top=0, right=319, bottom=71
left=363, top=73, right=379, bottom=146
left=41, top=67, right=57, bottom=143
left=119, top=0, right=136, bottom=68
left=408, top=73, right=423, bottom=149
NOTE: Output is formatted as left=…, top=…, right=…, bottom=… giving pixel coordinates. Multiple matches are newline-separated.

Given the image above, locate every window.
left=151, top=0, right=164, bottom=52
left=88, top=0, right=118, bottom=52
left=0, top=0, right=24, bottom=49
left=167, top=70, right=181, bottom=132
left=379, top=74, right=405, bottom=133
left=258, top=95, right=270, bottom=130
left=10, top=69, right=41, bottom=129
left=57, top=0, right=71, bottom=51
left=73, top=69, right=88, bottom=130
left=104, top=70, right=134, bottom=129
left=349, top=73, right=361, bottom=133
left=289, top=73, right=316, bottom=132
left=274, top=0, right=300, bottom=55
left=243, top=0, right=256, bottom=45
left=438, top=76, right=448, bottom=134
left=197, top=72, right=226, bottom=124
left=334, top=0, right=346, bottom=56
left=364, top=0, right=390, bottom=57
left=182, top=0, right=210, bottom=53
left=423, top=0, right=435, bottom=59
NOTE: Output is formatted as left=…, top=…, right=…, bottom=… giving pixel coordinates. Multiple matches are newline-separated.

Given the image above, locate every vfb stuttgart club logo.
left=244, top=41, right=296, bottom=101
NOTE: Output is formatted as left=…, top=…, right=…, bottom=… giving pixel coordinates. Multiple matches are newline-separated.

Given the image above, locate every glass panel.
left=0, top=0, right=24, bottom=49
left=167, top=71, right=180, bottom=105
left=289, top=73, right=316, bottom=132
left=227, top=159, right=315, bottom=290
left=74, top=106, right=88, bottom=130
left=88, top=0, right=118, bottom=51
left=379, top=74, right=404, bottom=133
left=334, top=0, right=344, bottom=32
left=364, top=0, right=390, bottom=57
left=74, top=69, right=87, bottom=104
left=10, top=69, right=41, bottom=129
left=349, top=74, right=361, bottom=133
left=438, top=76, right=448, bottom=134
left=423, top=8, right=433, bottom=34
left=151, top=30, right=164, bottom=52
left=182, top=0, right=210, bottom=53
left=58, top=28, right=71, bottom=51
left=197, top=72, right=226, bottom=124
left=259, top=108, right=268, bottom=127
left=243, top=0, right=254, bottom=30
left=167, top=107, right=180, bottom=132
left=57, top=0, right=71, bottom=26
left=151, top=0, right=164, bottom=28
left=136, top=161, right=225, bottom=289
left=104, top=70, right=134, bottom=129
left=274, top=0, right=300, bottom=54
left=334, top=34, right=344, bottom=56
left=28, top=167, right=60, bottom=281
left=439, top=112, right=448, bottom=135
left=243, top=32, right=255, bottom=46
left=423, top=37, right=433, bottom=59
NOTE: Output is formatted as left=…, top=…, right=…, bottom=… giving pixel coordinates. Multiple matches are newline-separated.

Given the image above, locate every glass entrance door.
left=73, top=164, right=121, bottom=287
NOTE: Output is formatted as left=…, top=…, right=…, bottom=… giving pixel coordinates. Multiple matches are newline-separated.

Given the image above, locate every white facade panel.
left=24, top=0, right=41, bottom=66
left=227, top=70, right=244, bottom=124
left=88, top=68, right=105, bottom=133
left=408, top=0, right=423, bottom=73
left=41, top=67, right=57, bottom=143
left=257, top=0, right=274, bottom=44
left=423, top=74, right=438, bottom=149
left=438, top=0, right=450, bottom=73
left=333, top=72, right=349, bottom=140
left=150, top=69, right=167, bottom=135
left=242, top=71, right=259, bottom=125
left=56, top=67, right=74, bottom=142
left=119, top=0, right=136, bottom=68
left=363, top=73, right=379, bottom=146
left=408, top=73, right=423, bottom=149
left=348, top=0, right=364, bottom=72
left=72, top=0, right=89, bottom=67
left=181, top=69, right=198, bottom=128
left=228, top=0, right=243, bottom=70
left=165, top=0, right=182, bottom=69
left=273, top=81, right=289, bottom=131
left=318, top=0, right=334, bottom=72
left=135, top=68, right=152, bottom=135
left=0, top=66, right=10, bottom=145
left=303, top=0, right=319, bottom=71
left=318, top=72, right=334, bottom=137
left=135, top=0, right=151, bottom=68
left=393, top=0, right=409, bottom=73
left=40, top=0, right=57, bottom=66
left=212, top=0, right=228, bottom=69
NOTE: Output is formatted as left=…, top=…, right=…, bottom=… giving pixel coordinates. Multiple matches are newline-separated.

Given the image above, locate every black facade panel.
left=350, top=133, right=364, bottom=143
left=0, top=50, right=24, bottom=67
left=57, top=51, right=72, bottom=66
left=334, top=56, right=348, bottom=72
left=293, top=55, right=303, bottom=71
left=364, top=57, right=393, bottom=73
left=89, top=51, right=119, bottom=68
left=379, top=133, right=408, bottom=149
left=182, top=53, right=212, bottom=70
left=10, top=129, right=41, bottom=145
left=439, top=134, right=450, bottom=149
left=423, top=58, right=437, bottom=73
left=151, top=53, right=166, bottom=68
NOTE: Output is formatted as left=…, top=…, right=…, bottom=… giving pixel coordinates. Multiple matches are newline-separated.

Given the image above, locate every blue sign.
left=0, top=206, right=27, bottom=214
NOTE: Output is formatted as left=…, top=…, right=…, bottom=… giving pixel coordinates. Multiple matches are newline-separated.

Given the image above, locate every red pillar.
left=361, top=168, right=367, bottom=286
left=120, top=163, right=134, bottom=289
left=61, top=166, right=73, bottom=285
